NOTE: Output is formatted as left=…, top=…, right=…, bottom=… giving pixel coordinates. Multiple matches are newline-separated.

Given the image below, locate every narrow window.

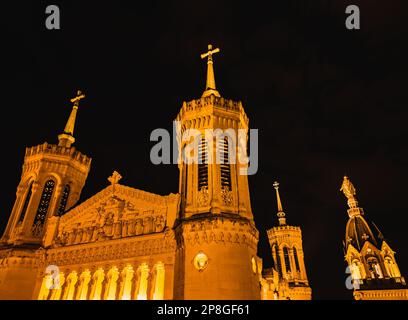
left=274, top=244, right=283, bottom=277
left=293, top=247, right=301, bottom=272
left=19, top=182, right=33, bottom=223
left=57, top=184, right=70, bottom=216
left=283, top=247, right=292, bottom=273
left=34, top=180, right=55, bottom=226
left=219, top=137, right=231, bottom=189
left=198, top=137, right=208, bottom=190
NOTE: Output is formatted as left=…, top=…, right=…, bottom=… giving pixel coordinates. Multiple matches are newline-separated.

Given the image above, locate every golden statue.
left=340, top=176, right=356, bottom=200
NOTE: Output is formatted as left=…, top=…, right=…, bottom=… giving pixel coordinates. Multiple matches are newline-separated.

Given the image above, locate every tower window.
left=57, top=184, right=70, bottom=216
left=293, top=247, right=301, bottom=272
left=283, top=247, right=292, bottom=273
left=34, top=180, right=55, bottom=227
left=198, top=137, right=208, bottom=190
left=219, top=137, right=232, bottom=189
left=19, top=182, right=33, bottom=223
left=274, top=244, right=283, bottom=277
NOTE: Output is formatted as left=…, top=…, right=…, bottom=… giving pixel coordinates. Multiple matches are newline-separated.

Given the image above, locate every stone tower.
left=264, top=181, right=312, bottom=300
left=0, top=91, right=91, bottom=299
left=173, top=45, right=261, bottom=299
left=340, top=176, right=408, bottom=300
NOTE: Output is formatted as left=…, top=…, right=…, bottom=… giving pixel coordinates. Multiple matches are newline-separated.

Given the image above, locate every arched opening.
left=19, top=181, right=33, bottom=223
left=351, top=259, right=362, bottom=280
left=293, top=247, right=301, bottom=273
left=367, top=257, right=383, bottom=279
left=219, top=137, right=232, bottom=189
left=273, top=244, right=283, bottom=277
left=283, top=247, right=292, bottom=274
left=57, top=184, right=70, bottom=216
left=384, top=256, right=401, bottom=278
left=32, top=180, right=55, bottom=235
left=198, top=137, right=208, bottom=190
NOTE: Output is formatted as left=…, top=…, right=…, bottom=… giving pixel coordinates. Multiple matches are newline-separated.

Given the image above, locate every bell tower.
left=1, top=91, right=91, bottom=247
left=340, top=176, right=408, bottom=300
left=173, top=45, right=260, bottom=299
left=265, top=181, right=312, bottom=300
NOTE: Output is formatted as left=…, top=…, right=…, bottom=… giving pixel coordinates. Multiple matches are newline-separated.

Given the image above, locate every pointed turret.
left=273, top=181, right=286, bottom=226
left=265, top=180, right=312, bottom=300
left=58, top=90, right=85, bottom=148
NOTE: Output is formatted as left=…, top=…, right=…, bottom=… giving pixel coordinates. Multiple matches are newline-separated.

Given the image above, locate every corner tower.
left=173, top=45, right=260, bottom=299
left=1, top=91, right=91, bottom=246
left=340, top=176, right=408, bottom=300
left=265, top=181, right=312, bottom=300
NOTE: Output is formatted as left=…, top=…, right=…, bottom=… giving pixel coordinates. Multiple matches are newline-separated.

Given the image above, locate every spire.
left=200, top=44, right=221, bottom=98
left=273, top=181, right=286, bottom=226
left=58, top=90, right=85, bottom=148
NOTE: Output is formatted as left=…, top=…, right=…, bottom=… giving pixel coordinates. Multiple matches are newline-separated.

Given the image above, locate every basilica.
left=0, top=45, right=406, bottom=300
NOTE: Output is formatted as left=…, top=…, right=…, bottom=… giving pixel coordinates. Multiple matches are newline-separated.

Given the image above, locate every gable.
left=43, top=184, right=180, bottom=247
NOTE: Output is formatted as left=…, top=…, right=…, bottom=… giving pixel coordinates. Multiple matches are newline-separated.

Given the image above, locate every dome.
left=345, top=215, right=383, bottom=251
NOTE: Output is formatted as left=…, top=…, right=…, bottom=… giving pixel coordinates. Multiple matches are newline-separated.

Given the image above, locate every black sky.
left=1, top=0, right=408, bottom=299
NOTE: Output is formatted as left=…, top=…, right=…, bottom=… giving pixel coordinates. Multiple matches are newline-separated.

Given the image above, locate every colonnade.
left=38, top=261, right=165, bottom=300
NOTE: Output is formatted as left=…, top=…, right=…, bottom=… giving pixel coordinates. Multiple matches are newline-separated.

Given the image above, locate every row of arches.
left=350, top=255, right=401, bottom=281
left=273, top=244, right=302, bottom=279
left=38, top=262, right=166, bottom=300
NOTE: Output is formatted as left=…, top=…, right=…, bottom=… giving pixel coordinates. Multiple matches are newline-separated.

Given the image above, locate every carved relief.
left=221, top=186, right=233, bottom=206
left=197, top=186, right=209, bottom=207
left=54, top=194, right=168, bottom=247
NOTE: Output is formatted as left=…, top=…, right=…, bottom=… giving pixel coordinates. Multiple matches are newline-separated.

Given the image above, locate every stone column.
left=76, top=269, right=91, bottom=300
left=104, top=266, right=119, bottom=300
left=38, top=274, right=53, bottom=300
left=49, top=272, right=65, bottom=300
left=89, top=268, right=105, bottom=300
left=62, top=271, right=78, bottom=300
left=152, top=262, right=165, bottom=300
left=136, top=263, right=150, bottom=300
left=119, top=265, right=134, bottom=300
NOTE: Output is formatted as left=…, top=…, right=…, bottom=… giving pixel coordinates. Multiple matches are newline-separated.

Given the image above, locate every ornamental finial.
left=200, top=44, right=221, bottom=98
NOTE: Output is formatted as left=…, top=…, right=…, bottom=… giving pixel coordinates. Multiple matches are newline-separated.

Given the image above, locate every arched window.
left=19, top=182, right=33, bottom=223
left=384, top=257, right=400, bottom=278
left=198, top=137, right=208, bottom=190
left=367, top=257, right=383, bottom=279
left=283, top=247, right=292, bottom=273
left=57, top=184, right=70, bottom=216
left=293, top=247, right=301, bottom=272
left=274, top=244, right=283, bottom=277
left=34, top=180, right=55, bottom=227
left=351, top=259, right=362, bottom=280
left=219, top=137, right=232, bottom=189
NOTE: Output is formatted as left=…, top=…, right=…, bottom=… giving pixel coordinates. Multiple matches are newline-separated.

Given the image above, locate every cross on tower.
left=200, top=44, right=221, bottom=97
left=108, top=171, right=122, bottom=185
left=200, top=44, right=220, bottom=61
left=70, top=90, right=86, bottom=107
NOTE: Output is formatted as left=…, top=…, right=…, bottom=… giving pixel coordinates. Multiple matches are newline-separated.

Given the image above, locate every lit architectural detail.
left=340, top=176, right=408, bottom=300
left=262, top=181, right=312, bottom=300
left=193, top=252, right=209, bottom=271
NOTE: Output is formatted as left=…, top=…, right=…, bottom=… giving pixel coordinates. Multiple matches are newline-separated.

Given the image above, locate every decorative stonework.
left=45, top=231, right=176, bottom=268
left=193, top=252, right=208, bottom=271
left=197, top=186, right=209, bottom=207
left=221, top=186, right=233, bottom=206
left=176, top=216, right=258, bottom=250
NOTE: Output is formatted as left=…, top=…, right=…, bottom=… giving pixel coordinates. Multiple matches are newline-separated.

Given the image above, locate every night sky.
left=2, top=1, right=408, bottom=299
